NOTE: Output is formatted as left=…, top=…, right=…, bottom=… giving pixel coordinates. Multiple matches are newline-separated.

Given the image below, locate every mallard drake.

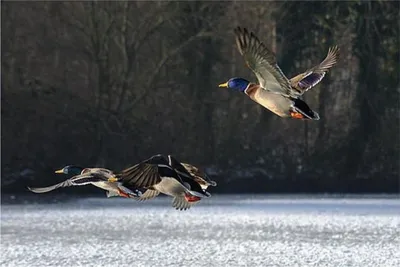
left=219, top=26, right=339, bottom=120
left=27, top=165, right=142, bottom=198
left=115, top=154, right=216, bottom=210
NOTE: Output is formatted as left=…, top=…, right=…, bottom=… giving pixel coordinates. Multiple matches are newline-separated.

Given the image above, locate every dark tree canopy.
left=2, top=1, right=399, bottom=195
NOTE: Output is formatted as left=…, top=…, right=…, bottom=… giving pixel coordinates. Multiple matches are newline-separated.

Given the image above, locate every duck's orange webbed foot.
left=290, top=112, right=305, bottom=119
left=184, top=193, right=201, bottom=203
left=118, top=188, right=130, bottom=198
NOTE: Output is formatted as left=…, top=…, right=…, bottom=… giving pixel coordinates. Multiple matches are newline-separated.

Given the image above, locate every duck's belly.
left=154, top=178, right=187, bottom=197
left=251, top=89, right=292, bottom=117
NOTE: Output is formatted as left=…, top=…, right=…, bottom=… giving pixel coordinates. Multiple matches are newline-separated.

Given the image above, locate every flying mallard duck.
left=115, top=154, right=216, bottom=210
left=219, top=26, right=339, bottom=120
left=27, top=165, right=142, bottom=198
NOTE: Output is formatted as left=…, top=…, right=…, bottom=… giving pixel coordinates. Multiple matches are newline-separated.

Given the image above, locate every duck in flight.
left=219, top=26, right=339, bottom=120
left=115, top=154, right=217, bottom=210
left=27, top=165, right=142, bottom=198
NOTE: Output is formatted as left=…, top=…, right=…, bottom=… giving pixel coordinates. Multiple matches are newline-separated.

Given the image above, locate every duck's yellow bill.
left=55, top=169, right=63, bottom=174
left=218, top=82, right=228, bottom=88
left=108, top=177, right=119, bottom=183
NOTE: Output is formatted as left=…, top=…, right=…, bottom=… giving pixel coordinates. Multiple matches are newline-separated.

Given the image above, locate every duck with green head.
left=28, top=165, right=143, bottom=198
left=219, top=27, right=339, bottom=120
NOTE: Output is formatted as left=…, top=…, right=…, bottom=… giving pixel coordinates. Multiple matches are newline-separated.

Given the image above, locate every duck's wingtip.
left=234, top=26, right=247, bottom=34
left=26, top=186, right=39, bottom=193
left=312, top=113, right=320, bottom=121
left=210, top=181, right=217, bottom=186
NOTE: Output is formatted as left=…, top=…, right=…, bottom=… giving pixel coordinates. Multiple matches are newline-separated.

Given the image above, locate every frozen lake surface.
left=1, top=195, right=400, bottom=267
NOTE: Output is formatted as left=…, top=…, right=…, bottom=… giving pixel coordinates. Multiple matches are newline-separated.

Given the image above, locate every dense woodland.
left=2, top=1, right=399, bottom=195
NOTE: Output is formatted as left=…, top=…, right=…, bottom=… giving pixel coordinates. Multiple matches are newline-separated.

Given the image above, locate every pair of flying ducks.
left=28, top=154, right=217, bottom=211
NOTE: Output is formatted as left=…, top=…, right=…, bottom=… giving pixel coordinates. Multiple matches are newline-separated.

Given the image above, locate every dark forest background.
left=2, top=1, right=399, bottom=196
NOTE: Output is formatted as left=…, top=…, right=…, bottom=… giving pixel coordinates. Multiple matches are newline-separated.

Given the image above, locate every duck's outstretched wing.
left=117, top=154, right=168, bottom=188
left=27, top=173, right=105, bottom=193
left=167, top=155, right=208, bottom=194
left=289, top=46, right=339, bottom=95
left=234, top=26, right=292, bottom=96
left=28, top=180, right=73, bottom=193
left=172, top=196, right=193, bottom=211
left=181, top=163, right=217, bottom=188
left=167, top=155, right=194, bottom=179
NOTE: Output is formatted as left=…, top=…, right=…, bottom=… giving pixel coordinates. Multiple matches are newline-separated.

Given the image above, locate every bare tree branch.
left=120, top=31, right=215, bottom=116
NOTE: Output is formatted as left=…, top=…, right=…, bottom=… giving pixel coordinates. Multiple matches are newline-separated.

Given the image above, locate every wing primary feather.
left=119, top=162, right=161, bottom=188
left=234, top=26, right=292, bottom=95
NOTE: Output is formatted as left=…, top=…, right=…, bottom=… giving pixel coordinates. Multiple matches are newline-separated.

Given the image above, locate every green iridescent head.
left=218, top=78, right=250, bottom=92
left=54, top=165, right=84, bottom=175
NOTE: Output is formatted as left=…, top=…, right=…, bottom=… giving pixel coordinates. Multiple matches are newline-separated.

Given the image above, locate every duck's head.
left=218, top=78, right=250, bottom=92
left=55, top=165, right=84, bottom=175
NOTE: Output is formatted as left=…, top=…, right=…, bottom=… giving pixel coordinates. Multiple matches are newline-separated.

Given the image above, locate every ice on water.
left=1, top=195, right=400, bottom=267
